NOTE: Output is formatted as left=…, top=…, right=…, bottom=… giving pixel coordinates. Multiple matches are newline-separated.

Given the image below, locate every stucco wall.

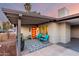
left=48, top=22, right=70, bottom=43
left=71, top=25, right=79, bottom=38
left=59, top=23, right=71, bottom=43
left=21, top=22, right=71, bottom=43
left=21, top=25, right=31, bottom=37
left=48, top=22, right=60, bottom=43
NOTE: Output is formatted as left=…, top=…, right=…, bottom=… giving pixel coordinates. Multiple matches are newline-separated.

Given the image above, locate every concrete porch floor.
left=22, top=44, right=79, bottom=56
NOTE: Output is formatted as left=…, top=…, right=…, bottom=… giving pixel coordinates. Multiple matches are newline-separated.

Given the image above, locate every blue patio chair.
left=36, top=33, right=42, bottom=39
left=40, top=34, right=49, bottom=42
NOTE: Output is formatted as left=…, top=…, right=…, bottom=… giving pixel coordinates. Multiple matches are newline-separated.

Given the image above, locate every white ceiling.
left=60, top=18, right=79, bottom=25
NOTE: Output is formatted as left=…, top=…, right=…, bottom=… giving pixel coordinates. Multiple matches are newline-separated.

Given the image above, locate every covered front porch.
left=2, top=8, right=79, bottom=56
left=2, top=8, right=55, bottom=56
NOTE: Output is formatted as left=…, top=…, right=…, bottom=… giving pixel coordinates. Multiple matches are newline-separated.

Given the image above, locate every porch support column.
left=59, top=22, right=71, bottom=43
left=17, top=17, right=21, bottom=56
left=48, top=22, right=59, bottom=43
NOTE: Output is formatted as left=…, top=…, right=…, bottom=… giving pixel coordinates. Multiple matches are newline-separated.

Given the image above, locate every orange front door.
left=32, top=26, right=37, bottom=39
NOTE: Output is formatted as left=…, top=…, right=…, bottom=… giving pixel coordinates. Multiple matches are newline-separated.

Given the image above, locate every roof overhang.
left=57, top=13, right=79, bottom=22
left=56, top=13, right=79, bottom=25
left=2, top=8, right=56, bottom=25
left=2, top=8, right=79, bottom=25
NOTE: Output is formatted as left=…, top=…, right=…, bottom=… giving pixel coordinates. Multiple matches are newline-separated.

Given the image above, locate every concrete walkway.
left=23, top=44, right=79, bottom=56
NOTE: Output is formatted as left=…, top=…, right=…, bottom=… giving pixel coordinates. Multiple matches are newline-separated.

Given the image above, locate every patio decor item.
left=36, top=33, right=43, bottom=39
left=40, top=34, right=49, bottom=42
left=27, top=35, right=31, bottom=39
left=21, top=34, right=25, bottom=51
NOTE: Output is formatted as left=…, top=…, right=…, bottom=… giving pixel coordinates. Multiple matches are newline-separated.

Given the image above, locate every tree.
left=3, top=21, right=13, bottom=30
left=0, top=26, right=1, bottom=29
left=3, top=21, right=13, bottom=39
left=24, top=3, right=31, bottom=13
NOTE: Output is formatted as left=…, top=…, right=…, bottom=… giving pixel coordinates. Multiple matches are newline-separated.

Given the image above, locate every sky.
left=0, top=3, right=79, bottom=21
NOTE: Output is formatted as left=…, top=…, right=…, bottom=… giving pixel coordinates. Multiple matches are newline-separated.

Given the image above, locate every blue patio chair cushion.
left=36, top=33, right=42, bottom=39
left=40, top=34, right=49, bottom=41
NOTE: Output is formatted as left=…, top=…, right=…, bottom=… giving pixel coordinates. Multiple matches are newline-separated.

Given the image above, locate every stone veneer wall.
left=0, top=32, right=17, bottom=56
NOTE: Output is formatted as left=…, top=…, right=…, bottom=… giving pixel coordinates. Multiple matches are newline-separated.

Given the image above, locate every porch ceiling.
left=2, top=8, right=56, bottom=25
left=56, top=13, right=79, bottom=25
left=66, top=18, right=79, bottom=25
left=58, top=18, right=79, bottom=25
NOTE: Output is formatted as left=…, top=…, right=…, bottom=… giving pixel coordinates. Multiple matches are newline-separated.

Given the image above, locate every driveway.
left=23, top=44, right=79, bottom=56
left=58, top=39, right=79, bottom=52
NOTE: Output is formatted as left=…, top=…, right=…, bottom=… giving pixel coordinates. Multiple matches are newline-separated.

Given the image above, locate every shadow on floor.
left=58, top=38, right=79, bottom=52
